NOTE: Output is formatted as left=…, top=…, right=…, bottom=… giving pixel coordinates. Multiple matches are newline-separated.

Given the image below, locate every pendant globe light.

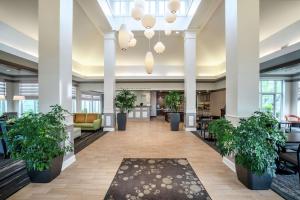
left=165, top=30, right=172, bottom=36
left=129, top=38, right=137, bottom=47
left=154, top=42, right=165, bottom=54
left=144, top=29, right=155, bottom=39
left=145, top=39, right=154, bottom=74
left=142, top=14, right=156, bottom=29
left=131, top=6, right=144, bottom=21
left=168, top=0, right=181, bottom=14
left=154, top=31, right=165, bottom=54
left=118, top=24, right=130, bottom=51
left=165, top=12, right=176, bottom=23
left=145, top=51, right=154, bottom=74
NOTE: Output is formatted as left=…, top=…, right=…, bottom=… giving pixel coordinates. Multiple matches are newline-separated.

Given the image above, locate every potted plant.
left=165, top=91, right=182, bottom=131
left=209, top=112, right=286, bottom=190
left=7, top=105, right=72, bottom=183
left=115, top=89, right=137, bottom=131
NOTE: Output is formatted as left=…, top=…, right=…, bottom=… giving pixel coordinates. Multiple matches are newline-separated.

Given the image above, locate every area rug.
left=74, top=130, right=107, bottom=154
left=105, top=158, right=211, bottom=200
left=271, top=174, right=300, bottom=200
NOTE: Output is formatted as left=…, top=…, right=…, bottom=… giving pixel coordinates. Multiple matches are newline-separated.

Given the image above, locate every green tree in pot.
left=7, top=105, right=73, bottom=183
left=115, top=89, right=137, bottom=131
left=209, top=112, right=286, bottom=190
left=165, top=91, right=182, bottom=131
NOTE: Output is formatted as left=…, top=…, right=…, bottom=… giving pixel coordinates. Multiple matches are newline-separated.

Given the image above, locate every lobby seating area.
left=73, top=113, right=102, bottom=131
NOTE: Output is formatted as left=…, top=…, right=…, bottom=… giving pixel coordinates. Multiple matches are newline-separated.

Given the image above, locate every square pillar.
left=184, top=32, right=197, bottom=131
left=38, top=0, right=75, bottom=170
left=225, top=0, right=260, bottom=125
left=103, top=32, right=116, bottom=131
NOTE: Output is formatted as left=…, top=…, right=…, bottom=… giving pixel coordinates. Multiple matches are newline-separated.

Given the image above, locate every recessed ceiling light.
left=6, top=69, right=11, bottom=72
left=175, top=31, right=180, bottom=34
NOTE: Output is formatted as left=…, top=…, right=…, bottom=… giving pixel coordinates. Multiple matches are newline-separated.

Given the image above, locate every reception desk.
left=116, top=106, right=150, bottom=121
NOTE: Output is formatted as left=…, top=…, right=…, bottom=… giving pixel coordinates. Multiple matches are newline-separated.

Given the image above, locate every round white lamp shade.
left=168, top=0, right=181, bottom=13
left=145, top=51, right=154, bottom=74
left=154, top=41, right=166, bottom=54
left=131, top=6, right=144, bottom=21
left=144, top=29, right=155, bottom=39
left=129, top=31, right=134, bottom=40
left=165, top=30, right=172, bottom=36
left=129, top=38, right=137, bottom=47
left=142, top=14, right=156, bottom=29
left=118, top=24, right=130, bottom=51
left=165, top=13, right=177, bottom=23
left=135, top=0, right=145, bottom=9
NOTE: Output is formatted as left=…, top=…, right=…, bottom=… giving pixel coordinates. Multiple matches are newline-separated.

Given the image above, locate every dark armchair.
left=279, top=143, right=300, bottom=182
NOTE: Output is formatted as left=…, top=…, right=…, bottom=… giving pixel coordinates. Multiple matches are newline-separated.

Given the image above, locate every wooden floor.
left=10, top=119, right=282, bottom=200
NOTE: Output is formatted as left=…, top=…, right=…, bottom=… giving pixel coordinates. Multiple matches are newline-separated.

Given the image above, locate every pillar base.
left=185, top=127, right=197, bottom=132
left=103, top=113, right=115, bottom=131
left=184, top=113, right=196, bottom=130
left=103, top=127, right=115, bottom=132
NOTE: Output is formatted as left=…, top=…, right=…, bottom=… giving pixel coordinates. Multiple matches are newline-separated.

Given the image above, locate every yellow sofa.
left=73, top=113, right=102, bottom=131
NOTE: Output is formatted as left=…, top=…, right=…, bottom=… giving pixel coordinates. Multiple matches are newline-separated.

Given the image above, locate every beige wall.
left=210, top=89, right=226, bottom=116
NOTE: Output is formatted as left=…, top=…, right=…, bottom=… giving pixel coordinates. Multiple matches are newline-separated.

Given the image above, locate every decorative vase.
left=169, top=112, right=180, bottom=131
left=235, top=163, right=273, bottom=190
left=28, top=155, right=63, bottom=183
left=117, top=113, right=127, bottom=131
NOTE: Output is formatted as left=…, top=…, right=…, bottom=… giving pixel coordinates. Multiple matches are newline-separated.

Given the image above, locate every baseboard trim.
left=104, top=127, right=115, bottom=132
left=62, top=155, right=76, bottom=171
left=223, top=157, right=236, bottom=173
left=185, top=128, right=197, bottom=132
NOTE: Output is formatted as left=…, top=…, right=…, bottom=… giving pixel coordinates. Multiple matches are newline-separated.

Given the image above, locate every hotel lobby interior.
left=0, top=0, right=300, bottom=199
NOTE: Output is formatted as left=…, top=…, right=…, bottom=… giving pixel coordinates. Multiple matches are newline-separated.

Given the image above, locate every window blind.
left=72, top=86, right=76, bottom=98
left=0, top=82, right=6, bottom=96
left=19, top=83, right=39, bottom=97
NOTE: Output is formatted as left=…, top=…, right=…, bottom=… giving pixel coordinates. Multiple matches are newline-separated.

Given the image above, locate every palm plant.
left=115, top=89, right=137, bottom=113
left=165, top=91, right=182, bottom=112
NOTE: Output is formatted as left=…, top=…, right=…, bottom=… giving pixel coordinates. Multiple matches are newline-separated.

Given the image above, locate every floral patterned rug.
left=105, top=158, right=211, bottom=200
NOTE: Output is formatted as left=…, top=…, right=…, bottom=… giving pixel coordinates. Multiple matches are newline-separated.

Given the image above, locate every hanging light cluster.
left=118, top=0, right=181, bottom=73
left=118, top=24, right=137, bottom=50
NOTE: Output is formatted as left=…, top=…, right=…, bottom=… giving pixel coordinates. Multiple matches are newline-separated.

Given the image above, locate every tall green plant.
left=7, top=105, right=73, bottom=171
left=115, top=89, right=137, bottom=113
left=165, top=91, right=182, bottom=112
left=209, top=112, right=286, bottom=176
left=208, top=118, right=235, bottom=156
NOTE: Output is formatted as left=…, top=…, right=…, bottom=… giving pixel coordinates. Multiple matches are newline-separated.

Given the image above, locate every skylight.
left=106, top=0, right=194, bottom=17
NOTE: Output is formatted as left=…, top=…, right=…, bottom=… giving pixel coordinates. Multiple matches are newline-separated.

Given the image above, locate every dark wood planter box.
left=236, top=163, right=272, bottom=190
left=117, top=113, right=127, bottom=131
left=28, top=155, right=63, bottom=183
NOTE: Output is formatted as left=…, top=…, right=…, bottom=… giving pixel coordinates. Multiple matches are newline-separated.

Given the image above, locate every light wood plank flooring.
left=10, top=119, right=282, bottom=200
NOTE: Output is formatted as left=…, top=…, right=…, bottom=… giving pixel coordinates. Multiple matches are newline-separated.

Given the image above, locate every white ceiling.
left=0, top=0, right=300, bottom=79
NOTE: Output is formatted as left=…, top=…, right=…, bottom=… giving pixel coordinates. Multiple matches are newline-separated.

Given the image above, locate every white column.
left=184, top=32, right=197, bottom=131
left=38, top=0, right=75, bottom=170
left=290, top=81, right=299, bottom=115
left=225, top=0, right=260, bottom=125
left=38, top=0, right=73, bottom=116
left=76, top=86, right=81, bottom=113
left=103, top=32, right=116, bottom=131
left=5, top=81, right=14, bottom=112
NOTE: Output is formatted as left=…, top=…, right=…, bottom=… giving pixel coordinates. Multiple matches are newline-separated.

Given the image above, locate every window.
left=72, top=86, right=77, bottom=113
left=0, top=82, right=7, bottom=115
left=107, top=0, right=192, bottom=17
left=81, top=94, right=102, bottom=113
left=259, top=80, right=283, bottom=119
left=19, top=83, right=39, bottom=114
